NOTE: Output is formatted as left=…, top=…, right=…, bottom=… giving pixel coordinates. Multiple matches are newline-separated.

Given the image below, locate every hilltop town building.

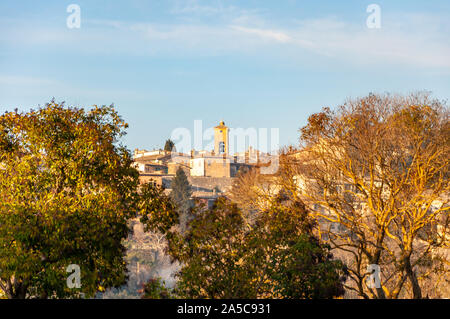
left=133, top=120, right=273, bottom=205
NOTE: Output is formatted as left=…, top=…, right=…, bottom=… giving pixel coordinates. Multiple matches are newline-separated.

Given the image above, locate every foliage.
left=169, top=198, right=251, bottom=298
left=284, top=92, right=449, bottom=298
left=139, top=182, right=178, bottom=234
left=170, top=168, right=193, bottom=233
left=140, top=277, right=173, bottom=299
left=270, top=235, right=346, bottom=298
left=164, top=139, right=175, bottom=152
left=0, top=101, right=171, bottom=299
left=228, top=168, right=278, bottom=218
left=154, top=196, right=346, bottom=299
left=245, top=196, right=347, bottom=299
left=170, top=168, right=192, bottom=212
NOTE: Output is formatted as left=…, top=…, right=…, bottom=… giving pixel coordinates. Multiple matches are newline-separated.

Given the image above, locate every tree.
left=164, top=139, right=175, bottom=152
left=156, top=196, right=346, bottom=299
left=168, top=197, right=251, bottom=298
left=139, top=182, right=178, bottom=235
left=170, top=168, right=193, bottom=233
left=283, top=92, right=449, bottom=298
left=270, top=234, right=347, bottom=299
left=140, top=277, right=173, bottom=299
left=0, top=101, right=170, bottom=299
left=245, top=196, right=347, bottom=299
left=228, top=168, right=278, bottom=219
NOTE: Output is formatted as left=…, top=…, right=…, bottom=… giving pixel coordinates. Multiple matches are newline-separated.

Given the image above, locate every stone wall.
left=140, top=174, right=232, bottom=193
left=188, top=176, right=234, bottom=193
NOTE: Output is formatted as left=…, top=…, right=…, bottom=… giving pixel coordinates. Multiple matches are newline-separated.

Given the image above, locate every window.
left=219, top=141, right=225, bottom=154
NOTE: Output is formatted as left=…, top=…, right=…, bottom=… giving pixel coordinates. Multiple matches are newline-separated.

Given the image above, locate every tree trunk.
left=4, top=278, right=28, bottom=299
left=404, top=258, right=422, bottom=299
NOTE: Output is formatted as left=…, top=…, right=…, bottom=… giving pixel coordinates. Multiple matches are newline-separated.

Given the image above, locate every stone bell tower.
left=214, top=120, right=229, bottom=155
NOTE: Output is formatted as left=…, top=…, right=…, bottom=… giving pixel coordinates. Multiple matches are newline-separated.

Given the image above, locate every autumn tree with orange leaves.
left=280, top=92, right=449, bottom=298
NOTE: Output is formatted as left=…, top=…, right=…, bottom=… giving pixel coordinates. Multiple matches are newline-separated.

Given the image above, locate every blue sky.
left=1, top=0, right=449, bottom=151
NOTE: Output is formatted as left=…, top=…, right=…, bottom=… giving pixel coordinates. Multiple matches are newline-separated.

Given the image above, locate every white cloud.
left=1, top=9, right=449, bottom=70
left=170, top=0, right=236, bottom=16
left=0, top=75, right=56, bottom=86
left=230, top=26, right=291, bottom=43
left=285, top=16, right=450, bottom=69
left=170, top=0, right=268, bottom=27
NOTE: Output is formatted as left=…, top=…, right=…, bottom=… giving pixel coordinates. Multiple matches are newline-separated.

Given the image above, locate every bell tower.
left=214, top=120, right=229, bottom=155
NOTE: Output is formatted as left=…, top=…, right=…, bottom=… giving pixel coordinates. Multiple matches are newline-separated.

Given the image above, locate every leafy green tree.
left=0, top=101, right=170, bottom=299
left=170, top=168, right=193, bottom=233
left=246, top=198, right=347, bottom=299
left=270, top=235, right=346, bottom=298
left=140, top=277, right=173, bottom=299
left=169, top=198, right=252, bottom=298
left=156, top=196, right=346, bottom=299
left=164, top=139, right=175, bottom=152
left=138, top=181, right=178, bottom=234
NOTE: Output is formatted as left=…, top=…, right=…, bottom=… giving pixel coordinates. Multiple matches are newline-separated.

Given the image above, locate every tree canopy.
left=146, top=196, right=346, bottom=299
left=281, top=92, right=449, bottom=298
left=0, top=101, right=166, bottom=298
left=164, top=139, right=175, bottom=152
left=170, top=168, right=193, bottom=233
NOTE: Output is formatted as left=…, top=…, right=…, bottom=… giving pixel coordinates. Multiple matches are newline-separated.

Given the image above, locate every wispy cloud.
left=230, top=26, right=291, bottom=43
left=0, top=75, right=56, bottom=86
left=285, top=16, right=450, bottom=69
left=170, top=0, right=237, bottom=16
left=1, top=5, right=449, bottom=70
left=87, top=14, right=450, bottom=69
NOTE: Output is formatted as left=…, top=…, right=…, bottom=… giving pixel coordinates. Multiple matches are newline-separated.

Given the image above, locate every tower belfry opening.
left=214, top=120, right=229, bottom=155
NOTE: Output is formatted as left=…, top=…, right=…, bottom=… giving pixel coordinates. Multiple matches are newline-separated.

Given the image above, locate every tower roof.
left=215, top=120, right=227, bottom=129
